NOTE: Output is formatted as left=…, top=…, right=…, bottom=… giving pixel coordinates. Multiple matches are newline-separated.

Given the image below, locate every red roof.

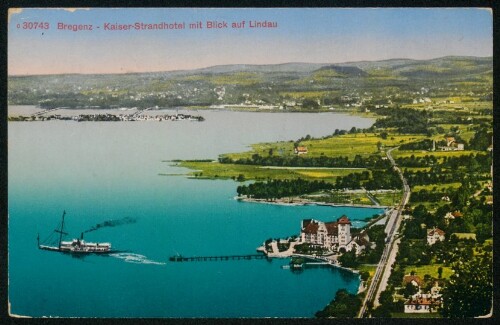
left=337, top=215, right=351, bottom=225
left=302, top=219, right=313, bottom=228
left=301, top=217, right=351, bottom=235
left=405, top=296, right=440, bottom=306
left=303, top=221, right=319, bottom=234
left=403, top=275, right=423, bottom=286
left=452, top=211, right=463, bottom=217
left=325, top=222, right=338, bottom=235
left=427, top=228, right=445, bottom=236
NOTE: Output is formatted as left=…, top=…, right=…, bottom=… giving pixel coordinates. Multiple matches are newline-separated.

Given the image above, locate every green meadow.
left=175, top=161, right=367, bottom=182
left=224, top=133, right=427, bottom=161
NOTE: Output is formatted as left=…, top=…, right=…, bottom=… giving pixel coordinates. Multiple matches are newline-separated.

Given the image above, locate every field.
left=299, top=133, right=426, bottom=159
left=403, top=264, right=454, bottom=280
left=358, top=264, right=377, bottom=277
left=412, top=183, right=463, bottom=192
left=224, top=133, right=427, bottom=161
left=371, top=191, right=402, bottom=206
left=173, top=161, right=368, bottom=182
left=391, top=148, right=483, bottom=160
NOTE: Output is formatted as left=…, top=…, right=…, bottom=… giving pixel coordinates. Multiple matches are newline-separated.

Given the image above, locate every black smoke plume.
left=84, top=217, right=137, bottom=233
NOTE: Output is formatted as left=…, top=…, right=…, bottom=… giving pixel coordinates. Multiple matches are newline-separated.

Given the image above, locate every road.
left=357, top=147, right=410, bottom=318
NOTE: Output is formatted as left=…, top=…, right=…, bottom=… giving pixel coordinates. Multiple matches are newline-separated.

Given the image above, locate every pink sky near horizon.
left=8, top=8, right=492, bottom=75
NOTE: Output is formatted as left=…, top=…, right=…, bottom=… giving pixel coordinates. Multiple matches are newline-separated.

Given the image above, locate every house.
left=299, top=216, right=352, bottom=251
left=403, top=275, right=423, bottom=288
left=427, top=227, right=445, bottom=245
left=444, top=212, right=454, bottom=224
left=404, top=293, right=442, bottom=313
left=294, top=146, right=308, bottom=155
left=438, top=136, right=464, bottom=151
left=444, top=210, right=463, bottom=224
left=347, top=231, right=372, bottom=255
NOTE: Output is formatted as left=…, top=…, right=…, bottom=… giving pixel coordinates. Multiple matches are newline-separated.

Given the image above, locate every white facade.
left=404, top=293, right=442, bottom=314
left=427, top=228, right=445, bottom=245
left=338, top=223, right=350, bottom=246
left=300, top=216, right=353, bottom=251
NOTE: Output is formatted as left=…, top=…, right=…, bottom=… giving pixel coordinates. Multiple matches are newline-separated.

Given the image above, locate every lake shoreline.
left=235, top=196, right=389, bottom=209
left=9, top=106, right=373, bottom=317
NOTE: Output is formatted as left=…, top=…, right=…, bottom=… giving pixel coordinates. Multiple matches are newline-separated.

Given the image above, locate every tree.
left=302, top=99, right=320, bottom=109
left=371, top=305, right=392, bottom=318
left=440, top=253, right=492, bottom=317
left=360, top=271, right=370, bottom=282
left=315, top=289, right=361, bottom=318
left=403, top=282, right=419, bottom=298
left=468, top=128, right=491, bottom=151
left=338, top=250, right=359, bottom=268
left=437, top=266, right=443, bottom=279
left=378, top=290, right=394, bottom=306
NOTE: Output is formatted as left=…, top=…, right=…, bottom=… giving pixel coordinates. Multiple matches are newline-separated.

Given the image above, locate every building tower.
left=337, top=215, right=351, bottom=247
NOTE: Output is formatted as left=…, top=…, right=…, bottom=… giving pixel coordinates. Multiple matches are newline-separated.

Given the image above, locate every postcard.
left=7, top=7, right=493, bottom=318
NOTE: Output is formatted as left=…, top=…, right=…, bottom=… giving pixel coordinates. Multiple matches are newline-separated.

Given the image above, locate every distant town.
left=8, top=110, right=205, bottom=122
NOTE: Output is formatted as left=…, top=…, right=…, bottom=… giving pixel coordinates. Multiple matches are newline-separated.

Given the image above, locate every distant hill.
left=8, top=56, right=492, bottom=109
left=190, top=62, right=330, bottom=74
left=314, top=65, right=368, bottom=77
left=166, top=56, right=492, bottom=82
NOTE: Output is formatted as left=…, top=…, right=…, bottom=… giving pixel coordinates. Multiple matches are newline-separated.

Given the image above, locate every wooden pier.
left=169, top=254, right=268, bottom=262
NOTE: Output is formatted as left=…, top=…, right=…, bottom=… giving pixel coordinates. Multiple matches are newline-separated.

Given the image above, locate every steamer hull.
left=38, top=211, right=114, bottom=255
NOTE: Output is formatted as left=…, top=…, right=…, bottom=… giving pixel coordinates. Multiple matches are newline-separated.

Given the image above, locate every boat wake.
left=110, top=253, right=166, bottom=266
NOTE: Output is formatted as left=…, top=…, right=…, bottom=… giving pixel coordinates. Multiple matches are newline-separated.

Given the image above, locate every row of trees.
left=236, top=167, right=403, bottom=199
left=220, top=153, right=392, bottom=169
left=364, top=168, right=402, bottom=190
left=236, top=178, right=335, bottom=200
left=399, top=139, right=434, bottom=151
left=373, top=108, right=432, bottom=134
left=335, top=171, right=370, bottom=189
left=396, top=153, right=491, bottom=171
left=395, top=154, right=438, bottom=167
left=403, top=169, right=488, bottom=187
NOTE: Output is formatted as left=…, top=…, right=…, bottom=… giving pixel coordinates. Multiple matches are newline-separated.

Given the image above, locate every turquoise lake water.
left=8, top=109, right=384, bottom=317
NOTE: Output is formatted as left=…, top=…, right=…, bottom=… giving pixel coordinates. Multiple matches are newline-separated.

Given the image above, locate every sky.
left=8, top=8, right=493, bottom=75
